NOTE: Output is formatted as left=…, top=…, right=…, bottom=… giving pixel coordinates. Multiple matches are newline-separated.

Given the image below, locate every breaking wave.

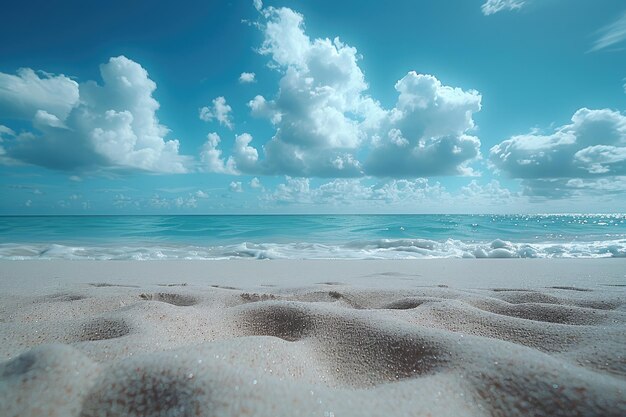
left=1, top=238, right=625, bottom=260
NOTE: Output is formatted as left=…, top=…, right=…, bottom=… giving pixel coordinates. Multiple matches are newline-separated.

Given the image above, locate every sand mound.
left=1, top=260, right=626, bottom=416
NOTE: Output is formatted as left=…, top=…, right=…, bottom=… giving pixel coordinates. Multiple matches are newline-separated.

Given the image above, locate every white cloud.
left=365, top=72, right=482, bottom=177
left=149, top=195, right=169, bottom=208
left=33, top=110, right=65, bottom=129
left=113, top=194, right=133, bottom=208
left=258, top=177, right=526, bottom=212
left=263, top=177, right=448, bottom=206
left=250, top=177, right=262, bottom=188
left=229, top=181, right=243, bottom=192
left=490, top=108, right=626, bottom=197
left=566, top=176, right=626, bottom=193
left=2, top=56, right=190, bottom=173
left=200, top=132, right=261, bottom=176
left=24, top=199, right=32, bottom=207
left=0, top=125, right=16, bottom=138
left=0, top=125, right=14, bottom=163
left=175, top=195, right=197, bottom=208
left=199, top=96, right=233, bottom=129
left=264, top=177, right=312, bottom=204
left=0, top=68, right=79, bottom=121
left=460, top=180, right=515, bottom=202
left=239, top=72, right=256, bottom=83
left=200, top=132, right=236, bottom=174
left=589, top=11, right=626, bottom=52
left=231, top=133, right=260, bottom=173
left=248, top=95, right=281, bottom=124
left=145, top=193, right=199, bottom=209
left=223, top=6, right=482, bottom=179
left=250, top=7, right=372, bottom=177
left=481, top=0, right=526, bottom=16
left=253, top=0, right=263, bottom=12
left=195, top=190, right=209, bottom=198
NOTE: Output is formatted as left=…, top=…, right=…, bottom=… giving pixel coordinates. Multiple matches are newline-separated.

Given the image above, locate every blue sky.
left=1, top=0, right=625, bottom=214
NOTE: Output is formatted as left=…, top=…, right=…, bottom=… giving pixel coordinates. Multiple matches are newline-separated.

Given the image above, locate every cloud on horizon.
left=260, top=176, right=518, bottom=211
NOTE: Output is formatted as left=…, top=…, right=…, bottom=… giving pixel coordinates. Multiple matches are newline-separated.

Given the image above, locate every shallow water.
left=0, top=214, right=625, bottom=259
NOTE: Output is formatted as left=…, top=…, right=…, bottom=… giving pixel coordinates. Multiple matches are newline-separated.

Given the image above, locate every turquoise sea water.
left=0, top=214, right=625, bottom=259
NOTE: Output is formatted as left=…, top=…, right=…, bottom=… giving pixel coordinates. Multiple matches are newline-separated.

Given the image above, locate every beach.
left=1, top=259, right=625, bottom=416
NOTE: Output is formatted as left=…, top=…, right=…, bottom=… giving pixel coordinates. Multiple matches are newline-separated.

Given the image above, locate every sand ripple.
left=1, top=277, right=625, bottom=416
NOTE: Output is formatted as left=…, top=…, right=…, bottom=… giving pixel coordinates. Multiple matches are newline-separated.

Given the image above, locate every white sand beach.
left=1, top=259, right=625, bottom=416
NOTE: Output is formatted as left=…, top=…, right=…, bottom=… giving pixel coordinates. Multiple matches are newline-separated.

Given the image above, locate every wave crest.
left=1, top=238, right=625, bottom=260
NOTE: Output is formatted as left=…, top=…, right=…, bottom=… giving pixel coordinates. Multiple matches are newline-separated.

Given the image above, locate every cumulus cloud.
left=259, top=177, right=523, bottom=211
left=248, top=95, right=281, bottom=124
left=199, top=96, right=233, bottom=129
left=481, top=0, right=526, bottom=16
left=566, top=176, right=626, bottom=193
left=263, top=177, right=448, bottom=206
left=0, top=68, right=79, bottom=121
left=113, top=194, right=133, bottom=208
left=200, top=132, right=261, bottom=175
left=1, top=56, right=190, bottom=173
left=231, top=133, right=260, bottom=174
left=0, top=125, right=15, bottom=137
left=589, top=11, right=626, bottom=52
left=149, top=194, right=198, bottom=209
left=250, top=177, right=262, bottom=188
left=460, top=179, right=516, bottom=203
left=229, top=181, right=243, bottom=192
left=490, top=108, right=626, bottom=196
left=0, top=125, right=14, bottom=163
left=239, top=72, right=256, bottom=83
left=218, top=5, right=482, bottom=179
left=200, top=132, right=236, bottom=174
left=246, top=6, right=372, bottom=177
left=365, top=72, right=482, bottom=177
left=176, top=195, right=197, bottom=208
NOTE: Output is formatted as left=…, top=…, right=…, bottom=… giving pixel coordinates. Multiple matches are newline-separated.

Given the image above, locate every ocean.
left=0, top=214, right=624, bottom=260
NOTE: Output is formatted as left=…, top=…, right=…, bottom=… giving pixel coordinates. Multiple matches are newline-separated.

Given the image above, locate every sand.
left=0, top=259, right=625, bottom=416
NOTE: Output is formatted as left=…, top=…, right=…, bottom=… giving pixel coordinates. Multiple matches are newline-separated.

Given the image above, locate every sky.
left=0, top=0, right=625, bottom=214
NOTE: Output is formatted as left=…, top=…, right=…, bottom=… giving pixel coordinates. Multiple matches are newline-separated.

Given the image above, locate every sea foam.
left=1, top=238, right=625, bottom=260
